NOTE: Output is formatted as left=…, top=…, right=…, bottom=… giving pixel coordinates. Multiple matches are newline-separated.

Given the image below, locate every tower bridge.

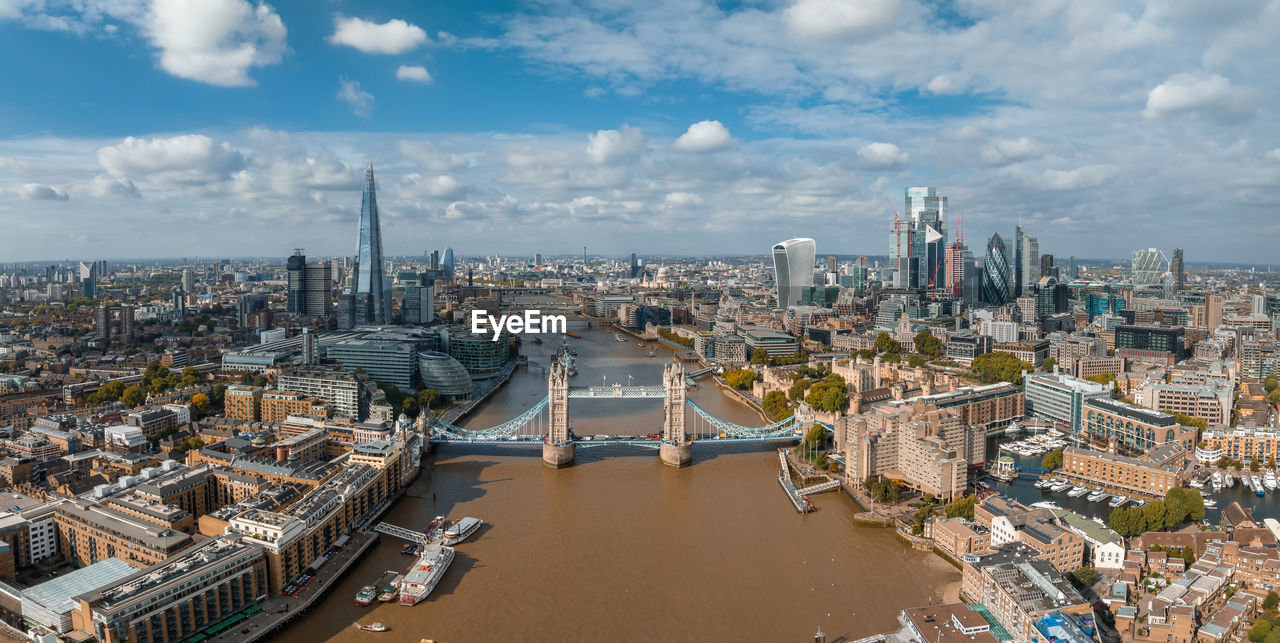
left=426, top=360, right=809, bottom=468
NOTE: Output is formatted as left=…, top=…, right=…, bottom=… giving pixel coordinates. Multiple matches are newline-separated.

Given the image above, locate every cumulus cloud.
left=97, top=134, right=246, bottom=182
left=1266, top=148, right=1280, bottom=162
left=587, top=125, right=645, bottom=164
left=980, top=137, right=1041, bottom=166
left=399, top=173, right=464, bottom=198
left=857, top=142, right=908, bottom=169
left=14, top=183, right=68, bottom=201
left=1143, top=72, right=1257, bottom=121
left=396, top=65, right=433, bottom=84
left=925, top=74, right=963, bottom=95
left=144, top=0, right=287, bottom=87
left=329, top=15, right=427, bottom=54
left=672, top=120, right=732, bottom=153
left=783, top=0, right=899, bottom=41
left=337, top=78, right=374, bottom=117
left=84, top=175, right=142, bottom=198
left=664, top=191, right=703, bottom=207
left=1041, top=164, right=1118, bottom=190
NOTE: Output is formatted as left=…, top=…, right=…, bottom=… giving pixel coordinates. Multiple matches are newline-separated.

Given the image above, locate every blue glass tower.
left=981, top=233, right=1012, bottom=306
left=352, top=164, right=386, bottom=325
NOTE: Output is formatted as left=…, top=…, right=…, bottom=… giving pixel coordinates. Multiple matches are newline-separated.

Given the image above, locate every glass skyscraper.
left=981, top=233, right=1012, bottom=305
left=771, top=238, right=816, bottom=308
left=1130, top=248, right=1167, bottom=286
left=888, top=187, right=947, bottom=290
left=352, top=164, right=386, bottom=325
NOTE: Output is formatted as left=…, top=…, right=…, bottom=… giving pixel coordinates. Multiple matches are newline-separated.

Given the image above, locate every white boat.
left=399, top=544, right=455, bottom=606
left=1266, top=472, right=1277, bottom=491
left=1108, top=495, right=1129, bottom=508
left=1224, top=473, right=1235, bottom=488
left=1188, top=478, right=1205, bottom=489
left=1035, top=478, right=1053, bottom=489
left=1051, top=481, right=1073, bottom=493
left=1203, top=498, right=1218, bottom=508
left=1131, top=498, right=1146, bottom=508
left=1087, top=490, right=1108, bottom=502
left=1212, top=472, right=1223, bottom=488
left=1068, top=485, right=1089, bottom=497
left=1243, top=475, right=1253, bottom=489
left=442, top=517, right=483, bottom=546
left=615, top=333, right=627, bottom=342
left=1252, top=475, right=1264, bottom=491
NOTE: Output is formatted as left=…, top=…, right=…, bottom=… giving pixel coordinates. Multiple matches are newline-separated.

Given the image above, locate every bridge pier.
left=659, top=361, right=692, bottom=467
left=543, top=443, right=575, bottom=468
left=659, top=441, right=692, bottom=467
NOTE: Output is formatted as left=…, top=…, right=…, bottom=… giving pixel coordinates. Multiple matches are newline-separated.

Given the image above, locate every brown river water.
left=284, top=322, right=959, bottom=642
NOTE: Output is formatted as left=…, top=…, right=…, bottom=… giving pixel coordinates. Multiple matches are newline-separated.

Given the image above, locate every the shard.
left=352, top=163, right=386, bottom=325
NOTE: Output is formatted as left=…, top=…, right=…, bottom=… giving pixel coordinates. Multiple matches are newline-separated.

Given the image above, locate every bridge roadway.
left=566, top=385, right=667, bottom=399
left=428, top=433, right=804, bottom=447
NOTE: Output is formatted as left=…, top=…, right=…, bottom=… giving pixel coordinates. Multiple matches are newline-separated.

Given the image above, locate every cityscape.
left=1, top=2, right=1280, bottom=643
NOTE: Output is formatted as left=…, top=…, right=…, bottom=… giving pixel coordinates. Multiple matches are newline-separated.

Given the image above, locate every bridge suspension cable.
left=429, top=396, right=549, bottom=441
left=684, top=400, right=800, bottom=438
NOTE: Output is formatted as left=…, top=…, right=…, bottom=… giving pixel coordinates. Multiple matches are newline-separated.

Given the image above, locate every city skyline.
left=1, top=1, right=1279, bottom=263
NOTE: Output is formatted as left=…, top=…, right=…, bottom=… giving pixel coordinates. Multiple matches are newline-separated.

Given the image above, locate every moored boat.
left=377, top=573, right=404, bottom=602
left=1067, top=485, right=1089, bottom=497
left=354, top=584, right=377, bottom=606
left=442, top=517, right=483, bottom=546
left=400, top=544, right=456, bottom=606
left=355, top=623, right=389, bottom=632
left=1087, top=490, right=1108, bottom=502
left=1108, top=495, right=1128, bottom=508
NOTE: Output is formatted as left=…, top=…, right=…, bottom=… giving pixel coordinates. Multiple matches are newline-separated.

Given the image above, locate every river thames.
left=286, top=322, right=960, bottom=641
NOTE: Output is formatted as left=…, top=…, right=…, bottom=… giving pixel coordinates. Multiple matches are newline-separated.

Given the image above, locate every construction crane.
left=887, top=196, right=909, bottom=288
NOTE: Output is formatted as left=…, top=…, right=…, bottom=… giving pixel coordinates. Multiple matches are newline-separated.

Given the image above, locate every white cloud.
left=672, top=120, right=732, bottom=153
left=1266, top=148, right=1280, bottom=162
left=329, top=15, right=427, bottom=54
left=1041, top=164, right=1118, bottom=190
left=84, top=175, right=141, bottom=198
left=144, top=0, right=287, bottom=87
left=980, top=137, right=1041, bottom=166
left=337, top=78, right=374, bottom=117
left=1143, top=72, right=1257, bottom=121
left=14, top=183, right=68, bottom=201
left=925, top=74, right=962, bottom=95
left=97, top=134, right=246, bottom=182
left=857, top=142, right=907, bottom=169
left=396, top=65, right=433, bottom=84
left=784, top=0, right=899, bottom=41
left=664, top=191, right=703, bottom=207
left=399, top=173, right=464, bottom=198
left=586, top=125, right=645, bottom=164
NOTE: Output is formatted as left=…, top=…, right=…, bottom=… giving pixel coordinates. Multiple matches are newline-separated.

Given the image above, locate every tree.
left=1270, top=387, right=1280, bottom=407
left=913, top=331, right=941, bottom=359
left=1070, top=566, right=1098, bottom=589
left=120, top=385, right=145, bottom=408
left=191, top=393, right=210, bottom=415
left=874, top=332, right=900, bottom=354
left=253, top=374, right=268, bottom=388
left=750, top=348, right=770, bottom=365
left=1173, top=413, right=1208, bottom=431
left=945, top=495, right=978, bottom=520
left=881, top=352, right=902, bottom=364
left=1249, top=620, right=1273, bottom=643
left=180, top=366, right=201, bottom=387
left=1265, top=375, right=1279, bottom=394
left=907, top=355, right=928, bottom=368
left=788, top=378, right=811, bottom=402
left=804, top=374, right=848, bottom=413
left=1041, top=448, right=1063, bottom=470
left=417, top=388, right=443, bottom=410
left=723, top=369, right=758, bottom=390
left=1264, top=591, right=1279, bottom=611
left=971, top=352, right=1033, bottom=386
left=763, top=391, right=791, bottom=421
left=1040, top=357, right=1057, bottom=372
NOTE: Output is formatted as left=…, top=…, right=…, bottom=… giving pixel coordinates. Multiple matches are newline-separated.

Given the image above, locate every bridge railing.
left=430, top=396, right=548, bottom=440
left=686, top=400, right=800, bottom=439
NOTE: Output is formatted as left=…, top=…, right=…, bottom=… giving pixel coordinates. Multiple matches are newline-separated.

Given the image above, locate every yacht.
left=1252, top=475, right=1264, bottom=492
left=400, top=544, right=455, bottom=606
left=1131, top=498, right=1146, bottom=508
left=615, top=332, right=627, bottom=342
left=1266, top=471, right=1277, bottom=491
left=1224, top=472, right=1235, bottom=488
left=1243, top=475, right=1253, bottom=489
left=1188, top=477, right=1205, bottom=489
left=1051, top=480, right=1073, bottom=493
left=1035, top=478, right=1053, bottom=489
left=1068, top=485, right=1089, bottom=497
left=1203, top=498, right=1218, bottom=508
left=442, top=517, right=483, bottom=546
left=1087, top=489, right=1109, bottom=502
left=357, top=571, right=397, bottom=606
left=1211, top=471, right=1223, bottom=490
left=1108, top=495, right=1129, bottom=508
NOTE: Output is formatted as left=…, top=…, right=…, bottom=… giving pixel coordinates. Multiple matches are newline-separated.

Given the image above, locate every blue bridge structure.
left=426, top=360, right=808, bottom=467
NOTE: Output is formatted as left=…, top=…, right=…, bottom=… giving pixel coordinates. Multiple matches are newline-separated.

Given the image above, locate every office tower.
left=945, top=241, right=975, bottom=300
left=1171, top=248, right=1184, bottom=290
left=1020, top=233, right=1039, bottom=296
left=826, top=255, right=838, bottom=273
left=981, top=233, right=1012, bottom=305
left=181, top=268, right=194, bottom=293
left=429, top=250, right=440, bottom=270
left=1068, top=256, right=1077, bottom=280
left=771, top=238, right=816, bottom=308
left=1205, top=294, right=1223, bottom=331
left=286, top=251, right=307, bottom=314
left=857, top=256, right=869, bottom=268
left=336, top=293, right=356, bottom=330
left=1130, top=248, right=1166, bottom=286
left=906, top=187, right=947, bottom=290
left=351, top=164, right=386, bottom=325
left=330, top=258, right=341, bottom=285
left=119, top=306, right=134, bottom=341
left=402, top=284, right=435, bottom=325
left=301, top=328, right=318, bottom=366
left=1039, top=254, right=1057, bottom=281
left=172, top=287, right=186, bottom=318
left=79, top=261, right=97, bottom=298
left=95, top=305, right=111, bottom=342
left=534, top=253, right=543, bottom=266
left=443, top=247, right=455, bottom=278
left=237, top=294, right=267, bottom=327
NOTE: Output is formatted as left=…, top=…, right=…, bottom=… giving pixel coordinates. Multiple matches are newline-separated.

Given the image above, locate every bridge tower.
left=543, top=357, right=575, bottom=468
left=659, top=361, right=692, bottom=467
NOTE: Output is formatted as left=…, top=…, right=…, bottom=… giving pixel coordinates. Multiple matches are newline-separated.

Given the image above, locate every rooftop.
left=21, top=558, right=136, bottom=615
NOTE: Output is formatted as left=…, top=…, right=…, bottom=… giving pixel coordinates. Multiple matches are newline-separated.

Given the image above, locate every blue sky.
left=0, top=0, right=1278, bottom=263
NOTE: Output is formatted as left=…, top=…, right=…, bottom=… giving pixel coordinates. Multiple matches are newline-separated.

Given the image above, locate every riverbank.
left=438, top=359, right=518, bottom=425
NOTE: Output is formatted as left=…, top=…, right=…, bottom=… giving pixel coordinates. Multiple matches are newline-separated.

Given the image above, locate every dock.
left=777, top=449, right=815, bottom=513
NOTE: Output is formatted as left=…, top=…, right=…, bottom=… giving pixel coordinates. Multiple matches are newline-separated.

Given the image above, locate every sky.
left=0, top=0, right=1278, bottom=264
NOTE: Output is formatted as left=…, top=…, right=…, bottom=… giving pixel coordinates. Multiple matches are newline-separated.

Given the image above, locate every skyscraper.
left=442, top=247, right=455, bottom=278
left=289, top=251, right=334, bottom=317
left=1171, top=248, right=1184, bottom=290
left=95, top=305, right=111, bottom=342
left=1015, top=228, right=1039, bottom=297
left=889, top=187, right=947, bottom=290
left=981, top=233, right=1012, bottom=306
left=79, top=261, right=96, bottom=298
left=181, top=268, right=194, bottom=293
left=351, top=164, right=386, bottom=325
left=826, top=255, right=838, bottom=273
left=771, top=238, right=816, bottom=308
left=1130, top=248, right=1167, bottom=286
